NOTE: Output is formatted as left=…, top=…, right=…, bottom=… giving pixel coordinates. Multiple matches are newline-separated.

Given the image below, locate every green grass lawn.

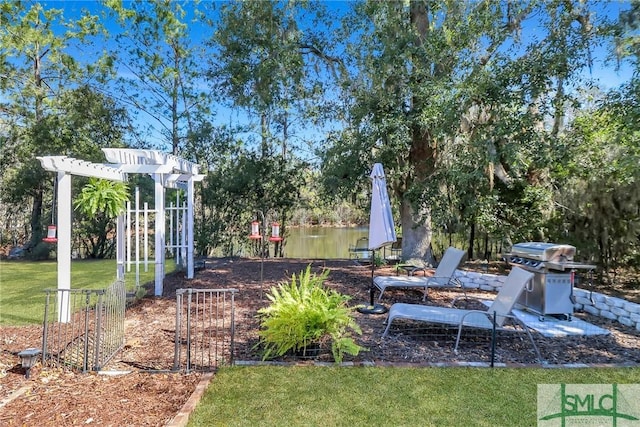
left=0, top=259, right=174, bottom=325
left=189, top=366, right=640, bottom=427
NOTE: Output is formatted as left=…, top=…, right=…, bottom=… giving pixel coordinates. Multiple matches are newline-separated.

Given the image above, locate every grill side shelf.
left=543, top=261, right=596, bottom=272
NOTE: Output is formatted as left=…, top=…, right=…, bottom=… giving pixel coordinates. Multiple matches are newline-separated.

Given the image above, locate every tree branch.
left=298, top=43, right=347, bottom=80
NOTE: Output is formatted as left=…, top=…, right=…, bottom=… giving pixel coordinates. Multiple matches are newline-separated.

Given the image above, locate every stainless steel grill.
left=505, top=242, right=595, bottom=320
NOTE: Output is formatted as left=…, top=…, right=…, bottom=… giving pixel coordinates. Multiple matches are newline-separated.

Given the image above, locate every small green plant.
left=257, top=265, right=364, bottom=363
left=373, top=253, right=386, bottom=267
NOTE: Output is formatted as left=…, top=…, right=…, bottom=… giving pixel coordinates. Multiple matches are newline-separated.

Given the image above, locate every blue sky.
left=18, top=1, right=640, bottom=90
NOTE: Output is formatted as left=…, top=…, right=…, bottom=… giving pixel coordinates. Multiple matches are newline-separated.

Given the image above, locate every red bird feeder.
left=269, top=222, right=283, bottom=242
left=249, top=221, right=262, bottom=240
left=42, top=225, right=58, bottom=244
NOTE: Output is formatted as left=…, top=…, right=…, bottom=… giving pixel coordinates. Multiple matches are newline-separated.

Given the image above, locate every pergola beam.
left=102, top=148, right=200, bottom=177
left=113, top=164, right=175, bottom=174
left=37, top=156, right=127, bottom=182
left=163, top=173, right=206, bottom=190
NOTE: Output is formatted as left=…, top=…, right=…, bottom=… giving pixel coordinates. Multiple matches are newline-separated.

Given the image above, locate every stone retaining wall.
left=454, top=269, right=640, bottom=332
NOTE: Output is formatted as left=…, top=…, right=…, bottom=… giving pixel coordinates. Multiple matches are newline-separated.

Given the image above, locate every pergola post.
left=187, top=176, right=195, bottom=279
left=116, top=213, right=125, bottom=281
left=154, top=174, right=165, bottom=296
left=57, top=171, right=72, bottom=323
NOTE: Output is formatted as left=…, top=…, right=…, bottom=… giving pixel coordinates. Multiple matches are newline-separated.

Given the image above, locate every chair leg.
left=381, top=315, right=394, bottom=337
left=454, top=324, right=465, bottom=353
left=514, top=319, right=544, bottom=363
left=524, top=327, right=543, bottom=363
left=454, top=320, right=544, bottom=363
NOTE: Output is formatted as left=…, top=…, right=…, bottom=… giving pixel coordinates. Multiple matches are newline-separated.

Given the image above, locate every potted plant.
left=256, top=265, right=364, bottom=363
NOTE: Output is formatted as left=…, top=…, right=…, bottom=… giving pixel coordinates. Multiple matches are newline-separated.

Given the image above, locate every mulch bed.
left=2, top=258, right=640, bottom=425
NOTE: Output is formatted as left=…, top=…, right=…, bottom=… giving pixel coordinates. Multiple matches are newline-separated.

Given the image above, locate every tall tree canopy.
left=106, top=0, right=210, bottom=155
left=322, top=0, right=612, bottom=263
left=211, top=0, right=336, bottom=158
left=0, top=0, right=637, bottom=267
left=0, top=1, right=118, bottom=253
left=202, top=0, right=338, bottom=256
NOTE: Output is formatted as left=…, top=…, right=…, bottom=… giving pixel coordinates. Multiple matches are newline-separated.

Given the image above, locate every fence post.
left=173, top=291, right=183, bottom=371
left=82, top=291, right=92, bottom=373
left=490, top=311, right=497, bottom=368
left=230, top=291, right=236, bottom=365
left=93, top=290, right=104, bottom=371
left=186, top=289, right=192, bottom=372
left=42, top=290, right=51, bottom=365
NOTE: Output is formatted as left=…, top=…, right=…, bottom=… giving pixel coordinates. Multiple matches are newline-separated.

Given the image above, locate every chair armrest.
left=458, top=309, right=496, bottom=325
left=459, top=309, right=492, bottom=317
left=396, top=264, right=428, bottom=276
left=458, top=309, right=517, bottom=324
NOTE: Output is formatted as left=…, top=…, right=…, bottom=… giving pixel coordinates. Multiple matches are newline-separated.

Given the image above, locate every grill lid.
left=510, top=242, right=575, bottom=262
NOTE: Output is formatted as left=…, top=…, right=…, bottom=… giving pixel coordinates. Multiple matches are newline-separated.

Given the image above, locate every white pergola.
left=38, top=149, right=205, bottom=321
left=102, top=149, right=205, bottom=296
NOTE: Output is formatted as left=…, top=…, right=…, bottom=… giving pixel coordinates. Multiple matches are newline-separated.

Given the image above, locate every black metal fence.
left=173, top=288, right=237, bottom=372
left=42, top=280, right=126, bottom=372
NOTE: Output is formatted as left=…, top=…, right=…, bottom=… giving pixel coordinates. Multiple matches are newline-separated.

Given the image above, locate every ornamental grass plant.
left=256, top=265, right=363, bottom=363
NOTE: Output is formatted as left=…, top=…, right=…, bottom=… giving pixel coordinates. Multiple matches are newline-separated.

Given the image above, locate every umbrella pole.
left=369, top=251, right=375, bottom=306
left=358, top=249, right=388, bottom=315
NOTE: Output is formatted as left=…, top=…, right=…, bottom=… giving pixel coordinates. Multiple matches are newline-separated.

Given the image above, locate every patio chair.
left=382, top=266, right=542, bottom=361
left=373, top=246, right=466, bottom=302
left=348, top=237, right=371, bottom=260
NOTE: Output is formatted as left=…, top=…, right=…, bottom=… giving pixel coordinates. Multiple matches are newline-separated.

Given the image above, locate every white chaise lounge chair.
left=373, top=247, right=466, bottom=302
left=381, top=267, right=541, bottom=361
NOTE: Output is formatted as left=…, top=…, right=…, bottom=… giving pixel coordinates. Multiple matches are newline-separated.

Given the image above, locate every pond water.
left=279, top=228, right=483, bottom=260
left=283, top=227, right=369, bottom=259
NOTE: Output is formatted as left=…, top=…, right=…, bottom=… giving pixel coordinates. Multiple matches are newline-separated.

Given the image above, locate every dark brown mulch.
left=1, top=258, right=639, bottom=426
left=164, top=258, right=640, bottom=367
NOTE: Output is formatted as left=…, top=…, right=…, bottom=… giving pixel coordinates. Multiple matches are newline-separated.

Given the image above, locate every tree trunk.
left=29, top=42, right=45, bottom=250
left=393, top=1, right=437, bottom=266
left=28, top=188, right=43, bottom=249
left=484, top=233, right=490, bottom=260
left=261, top=113, right=269, bottom=158
left=468, top=221, right=475, bottom=260
left=399, top=197, right=435, bottom=266
left=172, top=73, right=179, bottom=155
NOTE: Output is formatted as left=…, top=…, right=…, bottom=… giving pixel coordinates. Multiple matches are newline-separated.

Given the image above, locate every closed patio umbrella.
left=358, top=163, right=396, bottom=315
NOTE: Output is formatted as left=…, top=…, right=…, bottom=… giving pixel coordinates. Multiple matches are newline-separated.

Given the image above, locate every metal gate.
left=42, top=280, right=126, bottom=372
left=173, top=288, right=237, bottom=372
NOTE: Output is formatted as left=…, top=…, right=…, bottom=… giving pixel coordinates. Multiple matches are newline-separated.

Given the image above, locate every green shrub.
left=373, top=253, right=386, bottom=267
left=28, top=241, right=54, bottom=260
left=257, top=265, right=364, bottom=363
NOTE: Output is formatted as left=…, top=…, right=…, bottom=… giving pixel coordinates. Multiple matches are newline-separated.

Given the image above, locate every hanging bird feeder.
left=42, top=177, right=58, bottom=244
left=268, top=222, right=283, bottom=242
left=249, top=221, right=262, bottom=240
left=42, top=225, right=58, bottom=244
